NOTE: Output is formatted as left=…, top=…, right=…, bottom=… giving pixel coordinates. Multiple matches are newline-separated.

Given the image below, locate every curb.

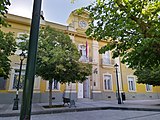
left=1, top=106, right=160, bottom=117
left=108, top=107, right=160, bottom=112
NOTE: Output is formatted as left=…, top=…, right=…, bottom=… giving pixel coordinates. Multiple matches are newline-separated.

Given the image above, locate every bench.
left=63, top=97, right=70, bottom=106
left=62, top=97, right=76, bottom=108
left=52, top=97, right=55, bottom=100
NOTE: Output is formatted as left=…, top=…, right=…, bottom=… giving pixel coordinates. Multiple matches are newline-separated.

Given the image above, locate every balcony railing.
left=101, top=59, right=114, bottom=66
left=79, top=56, right=93, bottom=63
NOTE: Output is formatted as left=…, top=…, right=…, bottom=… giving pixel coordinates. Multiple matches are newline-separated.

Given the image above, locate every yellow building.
left=0, top=11, right=160, bottom=104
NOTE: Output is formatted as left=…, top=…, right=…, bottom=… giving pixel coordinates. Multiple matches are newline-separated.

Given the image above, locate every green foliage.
left=18, top=26, right=92, bottom=83
left=85, top=0, right=160, bottom=85
left=0, top=0, right=11, bottom=26
left=17, top=34, right=29, bottom=52
left=135, top=65, right=160, bottom=86
left=122, top=38, right=160, bottom=69
left=0, top=68, right=6, bottom=77
left=36, top=26, right=92, bottom=83
left=0, top=30, right=16, bottom=78
left=18, top=26, right=92, bottom=106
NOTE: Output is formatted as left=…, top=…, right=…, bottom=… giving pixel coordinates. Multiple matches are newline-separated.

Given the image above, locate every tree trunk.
left=49, top=80, right=53, bottom=107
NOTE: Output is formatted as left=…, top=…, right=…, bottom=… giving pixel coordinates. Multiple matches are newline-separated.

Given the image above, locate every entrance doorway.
left=83, top=78, right=90, bottom=98
left=78, top=77, right=90, bottom=98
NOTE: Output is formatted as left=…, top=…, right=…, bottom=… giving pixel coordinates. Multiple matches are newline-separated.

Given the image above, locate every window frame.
left=102, top=51, right=111, bottom=65
left=12, top=69, right=25, bottom=90
left=103, top=73, right=113, bottom=91
left=127, top=75, right=136, bottom=92
left=78, top=44, right=89, bottom=62
left=146, top=84, right=152, bottom=92
left=46, top=79, right=60, bottom=91
left=9, top=67, right=40, bottom=91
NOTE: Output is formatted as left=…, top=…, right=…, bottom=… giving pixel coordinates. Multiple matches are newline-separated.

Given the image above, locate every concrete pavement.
left=0, top=99, right=160, bottom=117
left=1, top=109, right=160, bottom=120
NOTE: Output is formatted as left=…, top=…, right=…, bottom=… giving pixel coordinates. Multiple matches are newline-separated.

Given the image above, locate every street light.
left=114, top=63, right=121, bottom=104
left=13, top=51, right=25, bottom=110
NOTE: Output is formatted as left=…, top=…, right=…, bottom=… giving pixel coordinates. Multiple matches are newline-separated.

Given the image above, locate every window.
left=12, top=69, right=25, bottom=89
left=128, top=76, right=136, bottom=91
left=53, top=79, right=59, bottom=90
left=78, top=44, right=88, bottom=62
left=102, top=51, right=111, bottom=65
left=65, top=82, right=76, bottom=91
left=46, top=79, right=60, bottom=90
left=146, top=84, right=152, bottom=92
left=104, top=75, right=112, bottom=90
left=10, top=68, right=40, bottom=90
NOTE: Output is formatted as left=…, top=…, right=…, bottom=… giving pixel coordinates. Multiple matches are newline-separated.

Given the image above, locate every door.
left=78, top=83, right=83, bottom=98
left=83, top=78, right=90, bottom=98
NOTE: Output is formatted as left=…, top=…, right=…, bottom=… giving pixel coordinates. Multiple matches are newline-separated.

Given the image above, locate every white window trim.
left=102, top=51, right=111, bottom=65
left=146, top=84, right=153, bottom=92
left=9, top=66, right=40, bottom=91
left=9, top=66, right=25, bottom=91
left=9, top=68, right=17, bottom=90
left=103, top=73, right=113, bottom=91
left=34, top=76, right=41, bottom=90
left=46, top=80, right=60, bottom=91
left=127, top=75, right=137, bottom=92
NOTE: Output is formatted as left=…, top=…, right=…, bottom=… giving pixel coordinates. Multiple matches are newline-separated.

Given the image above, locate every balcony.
left=79, top=56, right=89, bottom=63
left=101, top=59, right=115, bottom=68
left=79, top=56, right=93, bottom=63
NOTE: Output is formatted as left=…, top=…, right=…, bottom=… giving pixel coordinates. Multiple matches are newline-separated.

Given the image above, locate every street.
left=1, top=110, right=160, bottom=120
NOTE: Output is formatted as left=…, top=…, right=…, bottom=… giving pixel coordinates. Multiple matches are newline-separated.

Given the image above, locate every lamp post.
left=114, top=63, right=121, bottom=104
left=13, top=51, right=25, bottom=110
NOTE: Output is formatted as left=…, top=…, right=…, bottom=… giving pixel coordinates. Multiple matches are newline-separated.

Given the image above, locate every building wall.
left=0, top=13, right=160, bottom=104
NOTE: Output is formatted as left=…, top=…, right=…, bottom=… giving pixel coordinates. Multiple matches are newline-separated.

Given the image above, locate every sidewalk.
left=0, top=99, right=160, bottom=117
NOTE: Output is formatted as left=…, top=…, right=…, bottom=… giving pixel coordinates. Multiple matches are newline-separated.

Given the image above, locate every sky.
left=8, top=0, right=95, bottom=25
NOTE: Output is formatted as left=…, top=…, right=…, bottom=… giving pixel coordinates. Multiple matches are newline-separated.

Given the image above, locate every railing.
left=79, top=56, right=93, bottom=63
left=101, top=59, right=115, bottom=66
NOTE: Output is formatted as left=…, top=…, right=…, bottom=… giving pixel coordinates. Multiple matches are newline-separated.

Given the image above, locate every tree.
left=37, top=26, right=92, bottom=107
left=84, top=0, right=160, bottom=85
left=0, top=0, right=16, bottom=84
left=0, top=30, right=16, bottom=79
left=17, top=33, right=29, bottom=53
left=19, top=26, right=92, bottom=107
left=0, top=0, right=14, bottom=79
left=134, top=66, right=160, bottom=86
left=0, top=0, right=11, bottom=26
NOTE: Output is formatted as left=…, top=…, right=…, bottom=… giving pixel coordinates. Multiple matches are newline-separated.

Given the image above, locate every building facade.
left=0, top=11, right=160, bottom=104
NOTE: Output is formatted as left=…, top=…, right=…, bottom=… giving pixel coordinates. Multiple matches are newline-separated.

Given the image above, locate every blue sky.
left=8, top=0, right=94, bottom=25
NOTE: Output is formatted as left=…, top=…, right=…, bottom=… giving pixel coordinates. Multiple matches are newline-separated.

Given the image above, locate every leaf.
left=84, top=0, right=160, bottom=85
left=0, top=30, right=16, bottom=78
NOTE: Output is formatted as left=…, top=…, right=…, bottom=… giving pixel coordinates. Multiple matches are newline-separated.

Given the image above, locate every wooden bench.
left=62, top=97, right=76, bottom=108
left=63, top=97, right=70, bottom=106
left=52, top=97, right=55, bottom=100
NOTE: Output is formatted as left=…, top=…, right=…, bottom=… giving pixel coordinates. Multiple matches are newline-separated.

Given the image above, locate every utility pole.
left=20, top=0, right=42, bottom=119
